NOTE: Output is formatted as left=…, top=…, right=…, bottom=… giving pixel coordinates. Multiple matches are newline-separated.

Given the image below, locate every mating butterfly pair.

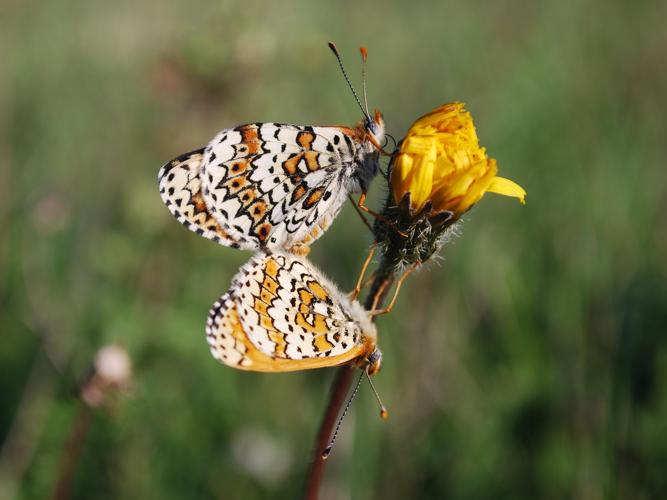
left=158, top=44, right=385, bottom=376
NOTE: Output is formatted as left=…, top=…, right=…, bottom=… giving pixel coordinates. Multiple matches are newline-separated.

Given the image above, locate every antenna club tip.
left=322, top=447, right=332, bottom=460
left=360, top=47, right=368, bottom=61
left=380, top=408, right=389, bottom=420
left=328, top=41, right=339, bottom=55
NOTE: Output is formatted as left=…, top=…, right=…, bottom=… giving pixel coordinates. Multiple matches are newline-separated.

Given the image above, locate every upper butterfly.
left=158, top=43, right=385, bottom=254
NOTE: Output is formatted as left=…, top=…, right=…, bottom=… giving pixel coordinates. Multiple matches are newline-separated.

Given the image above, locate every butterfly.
left=158, top=43, right=386, bottom=254
left=205, top=251, right=382, bottom=375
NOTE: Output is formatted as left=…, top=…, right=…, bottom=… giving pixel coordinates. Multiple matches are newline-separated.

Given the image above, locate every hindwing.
left=205, top=252, right=377, bottom=372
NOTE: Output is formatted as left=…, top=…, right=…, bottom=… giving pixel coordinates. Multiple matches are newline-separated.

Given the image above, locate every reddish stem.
left=304, top=270, right=394, bottom=499
left=304, top=365, right=356, bottom=500
left=50, top=403, right=92, bottom=500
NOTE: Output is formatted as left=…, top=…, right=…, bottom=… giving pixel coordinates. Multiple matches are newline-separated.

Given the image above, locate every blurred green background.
left=2, top=0, right=666, bottom=498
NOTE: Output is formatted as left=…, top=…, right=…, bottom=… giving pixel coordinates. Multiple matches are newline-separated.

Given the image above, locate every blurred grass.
left=1, top=0, right=667, bottom=498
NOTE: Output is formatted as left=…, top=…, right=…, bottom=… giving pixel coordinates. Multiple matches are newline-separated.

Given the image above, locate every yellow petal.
left=456, top=160, right=498, bottom=213
left=400, top=135, right=436, bottom=155
left=413, top=102, right=464, bottom=129
left=487, top=176, right=527, bottom=205
left=407, top=144, right=436, bottom=211
left=391, top=154, right=412, bottom=204
left=393, top=153, right=412, bottom=183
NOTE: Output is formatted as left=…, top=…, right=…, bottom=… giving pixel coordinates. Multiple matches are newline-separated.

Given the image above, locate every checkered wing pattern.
left=205, top=252, right=377, bottom=372
left=159, top=122, right=379, bottom=251
left=157, top=149, right=241, bottom=246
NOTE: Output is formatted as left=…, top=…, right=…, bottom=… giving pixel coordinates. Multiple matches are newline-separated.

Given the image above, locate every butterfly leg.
left=369, top=276, right=392, bottom=312
left=348, top=195, right=374, bottom=236
left=359, top=273, right=378, bottom=295
left=369, top=263, right=419, bottom=316
left=367, top=133, right=392, bottom=156
left=349, top=244, right=376, bottom=300
left=356, top=193, right=408, bottom=238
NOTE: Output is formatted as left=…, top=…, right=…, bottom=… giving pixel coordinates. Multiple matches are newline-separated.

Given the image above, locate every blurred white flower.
left=231, top=428, right=292, bottom=485
left=82, top=344, right=132, bottom=407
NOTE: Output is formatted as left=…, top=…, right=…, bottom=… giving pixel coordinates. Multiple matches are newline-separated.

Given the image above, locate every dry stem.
left=304, top=268, right=394, bottom=500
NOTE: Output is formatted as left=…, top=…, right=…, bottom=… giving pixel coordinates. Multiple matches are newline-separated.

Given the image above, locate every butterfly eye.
left=365, top=120, right=378, bottom=136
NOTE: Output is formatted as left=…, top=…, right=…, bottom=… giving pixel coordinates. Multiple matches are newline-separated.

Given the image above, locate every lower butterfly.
left=205, top=251, right=382, bottom=375
left=158, top=43, right=386, bottom=254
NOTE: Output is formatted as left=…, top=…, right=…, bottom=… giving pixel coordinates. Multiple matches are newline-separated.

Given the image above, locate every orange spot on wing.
left=229, top=159, right=249, bottom=175
left=268, top=331, right=287, bottom=357
left=299, top=289, right=314, bottom=305
left=260, top=316, right=274, bottom=330
left=260, top=289, right=274, bottom=303
left=307, top=281, right=329, bottom=302
left=297, top=131, right=315, bottom=150
left=248, top=200, right=267, bottom=223
left=312, top=315, right=328, bottom=334
left=303, top=187, right=324, bottom=209
left=264, top=258, right=279, bottom=279
left=226, top=176, right=247, bottom=193
left=239, top=188, right=256, bottom=207
left=192, top=192, right=208, bottom=214
left=282, top=154, right=302, bottom=176
left=256, top=223, right=272, bottom=242
left=304, top=151, right=321, bottom=171
left=313, top=331, right=334, bottom=352
left=238, top=125, right=261, bottom=155
left=262, top=275, right=279, bottom=295
left=254, top=301, right=268, bottom=316
left=295, top=312, right=328, bottom=335
left=291, top=183, right=308, bottom=204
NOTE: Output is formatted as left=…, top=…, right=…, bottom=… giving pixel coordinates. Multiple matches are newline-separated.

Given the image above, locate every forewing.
left=201, top=124, right=359, bottom=249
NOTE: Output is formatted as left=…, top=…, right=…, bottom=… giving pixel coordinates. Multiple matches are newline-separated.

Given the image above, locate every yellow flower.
left=391, top=102, right=526, bottom=217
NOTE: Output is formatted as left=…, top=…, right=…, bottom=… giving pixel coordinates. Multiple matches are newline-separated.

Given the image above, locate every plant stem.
left=304, top=364, right=356, bottom=500
left=50, top=402, right=92, bottom=500
left=304, top=266, right=394, bottom=500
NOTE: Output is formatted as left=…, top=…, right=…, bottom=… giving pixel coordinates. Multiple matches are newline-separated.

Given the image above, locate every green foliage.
left=1, top=0, right=666, bottom=498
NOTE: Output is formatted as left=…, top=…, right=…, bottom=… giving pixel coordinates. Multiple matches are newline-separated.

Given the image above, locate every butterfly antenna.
left=328, top=41, right=370, bottom=121
left=360, top=47, right=370, bottom=118
left=366, top=368, right=389, bottom=419
left=385, top=133, right=397, bottom=151
left=322, top=369, right=365, bottom=460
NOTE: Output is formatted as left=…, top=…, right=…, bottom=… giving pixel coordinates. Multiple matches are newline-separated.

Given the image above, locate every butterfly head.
left=366, top=347, right=383, bottom=376
left=364, top=110, right=385, bottom=148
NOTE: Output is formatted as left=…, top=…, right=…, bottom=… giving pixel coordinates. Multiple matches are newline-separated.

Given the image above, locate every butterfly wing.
left=158, top=149, right=250, bottom=247
left=159, top=122, right=374, bottom=251
left=206, top=252, right=375, bottom=372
